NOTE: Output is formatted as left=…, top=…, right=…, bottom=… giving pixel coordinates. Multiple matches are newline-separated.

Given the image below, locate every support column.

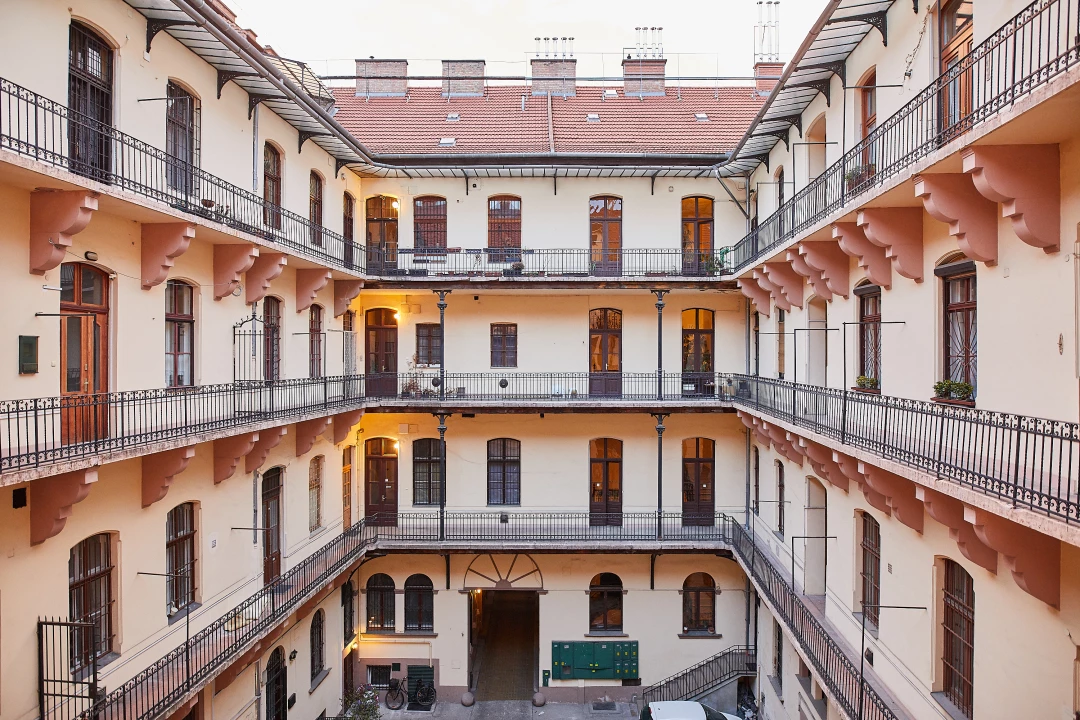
left=434, top=290, right=451, bottom=400
left=435, top=412, right=451, bottom=541
left=653, top=290, right=668, bottom=400
left=652, top=412, right=669, bottom=538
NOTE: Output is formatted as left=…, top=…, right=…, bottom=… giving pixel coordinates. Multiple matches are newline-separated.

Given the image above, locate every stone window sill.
left=309, top=667, right=330, bottom=693
left=678, top=632, right=722, bottom=639
left=585, top=631, right=628, bottom=638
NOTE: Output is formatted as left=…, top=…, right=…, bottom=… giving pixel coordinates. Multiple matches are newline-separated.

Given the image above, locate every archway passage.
left=472, top=590, right=539, bottom=702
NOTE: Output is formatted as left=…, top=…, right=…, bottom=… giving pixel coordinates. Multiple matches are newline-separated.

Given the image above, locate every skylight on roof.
left=586, top=113, right=600, bottom=122
left=604, top=89, right=618, bottom=98
left=438, top=137, right=457, bottom=147
left=446, top=113, right=460, bottom=122
left=694, top=113, right=709, bottom=122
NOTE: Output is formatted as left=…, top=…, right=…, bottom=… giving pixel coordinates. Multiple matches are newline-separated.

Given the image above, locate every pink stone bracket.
left=963, top=144, right=1060, bottom=253
left=762, top=261, right=806, bottom=309
left=246, top=426, right=289, bottom=473
left=141, top=223, right=195, bottom=289
left=214, top=433, right=259, bottom=484
left=333, top=410, right=364, bottom=444
left=334, top=280, right=364, bottom=317
left=857, top=208, right=924, bottom=282
left=141, top=445, right=196, bottom=507
left=214, top=244, right=259, bottom=300
left=832, top=222, right=892, bottom=288
left=737, top=277, right=772, bottom=316
left=246, top=252, right=288, bottom=304
left=30, top=468, right=98, bottom=545
left=30, top=190, right=99, bottom=275
left=798, top=241, right=851, bottom=298
left=914, top=173, right=998, bottom=265
left=296, top=269, right=333, bottom=313
left=295, top=416, right=334, bottom=456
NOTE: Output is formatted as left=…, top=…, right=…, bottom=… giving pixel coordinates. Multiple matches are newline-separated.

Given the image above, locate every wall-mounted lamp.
left=84, top=251, right=98, bottom=262
left=288, top=649, right=298, bottom=661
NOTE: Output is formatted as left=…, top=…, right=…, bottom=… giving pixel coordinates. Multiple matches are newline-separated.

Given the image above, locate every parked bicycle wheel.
left=416, top=680, right=437, bottom=708
left=385, top=677, right=407, bottom=710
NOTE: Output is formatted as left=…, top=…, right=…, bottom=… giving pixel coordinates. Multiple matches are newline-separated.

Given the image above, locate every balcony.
left=729, top=0, right=1080, bottom=272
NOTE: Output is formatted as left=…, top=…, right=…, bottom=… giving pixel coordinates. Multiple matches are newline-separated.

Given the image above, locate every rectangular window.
left=490, top=323, right=518, bottom=367
left=773, top=620, right=783, bottom=690
left=414, top=196, right=448, bottom=250
left=416, top=324, right=443, bottom=366
left=942, top=559, right=975, bottom=718
left=368, top=665, right=392, bottom=690
left=309, top=456, right=323, bottom=532
left=412, top=439, right=443, bottom=506
left=776, top=309, right=786, bottom=380
left=309, top=172, right=324, bottom=247
left=944, top=271, right=977, bottom=389
left=165, top=81, right=198, bottom=193
left=69, top=534, right=114, bottom=669
left=487, top=438, right=521, bottom=505
left=487, top=195, right=522, bottom=262
left=858, top=288, right=882, bottom=384
left=166, top=504, right=196, bottom=616
left=860, top=513, right=881, bottom=626
left=309, top=305, right=324, bottom=378
left=165, top=280, right=194, bottom=387
left=776, top=462, right=785, bottom=536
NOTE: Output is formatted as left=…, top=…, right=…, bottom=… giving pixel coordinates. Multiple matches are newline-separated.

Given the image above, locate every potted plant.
left=932, top=379, right=975, bottom=406
left=343, top=684, right=382, bottom=719
left=854, top=375, right=879, bottom=392
left=844, top=163, right=876, bottom=193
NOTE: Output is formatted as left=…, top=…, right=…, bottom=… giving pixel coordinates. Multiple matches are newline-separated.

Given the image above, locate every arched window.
left=405, top=574, right=434, bottom=631
left=263, top=296, right=282, bottom=381
left=413, top=439, right=443, bottom=506
left=343, top=192, right=356, bottom=268
left=165, top=81, right=198, bottom=193
left=366, top=195, right=399, bottom=273
left=165, top=280, right=194, bottom=387
left=266, top=647, right=287, bottom=720
left=941, top=559, right=975, bottom=717
left=263, top=144, right=282, bottom=228
left=309, top=171, right=324, bottom=246
left=940, top=254, right=977, bottom=393
left=343, top=580, right=356, bottom=641
left=859, top=512, right=881, bottom=626
left=366, top=573, right=395, bottom=631
left=487, top=195, right=522, bottom=262
left=69, top=533, right=115, bottom=669
left=166, top=502, right=196, bottom=615
left=310, top=609, right=325, bottom=681
left=589, top=573, right=623, bottom=632
left=682, top=573, right=716, bottom=634
left=309, top=304, right=324, bottom=378
left=308, top=455, right=324, bottom=532
left=776, top=460, right=786, bottom=535
left=589, top=196, right=622, bottom=276
left=681, top=197, right=714, bottom=274
left=414, top=196, right=448, bottom=250
left=856, top=282, right=881, bottom=387
left=69, top=22, right=113, bottom=181
left=682, top=438, right=715, bottom=525
left=487, top=438, right=521, bottom=505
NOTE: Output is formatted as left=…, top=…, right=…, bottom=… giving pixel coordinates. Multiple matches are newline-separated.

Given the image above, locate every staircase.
left=641, top=645, right=756, bottom=705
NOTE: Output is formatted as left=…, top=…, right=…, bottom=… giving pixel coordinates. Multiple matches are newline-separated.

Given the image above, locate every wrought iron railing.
left=729, top=0, right=1080, bottom=271
left=730, top=375, right=1080, bottom=522
left=641, top=645, right=756, bottom=705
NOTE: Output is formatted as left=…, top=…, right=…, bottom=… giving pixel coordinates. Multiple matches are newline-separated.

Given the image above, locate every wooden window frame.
left=776, top=461, right=786, bottom=536
left=310, top=609, right=325, bottom=681
left=366, top=574, right=396, bottom=632
left=588, top=573, right=623, bottom=632
left=860, top=512, right=882, bottom=626
left=941, top=559, right=975, bottom=718
left=263, top=144, right=282, bottom=229
left=404, top=574, right=435, bottom=632
left=309, top=171, right=324, bottom=247
left=857, top=285, right=882, bottom=383
left=415, top=323, right=443, bottom=366
left=414, top=196, right=448, bottom=251
left=166, top=503, right=197, bottom=616
left=165, top=279, right=194, bottom=387
left=343, top=581, right=356, bottom=642
left=942, top=266, right=977, bottom=388
left=490, top=323, right=518, bottom=368
left=682, top=573, right=716, bottom=634
left=487, top=438, right=521, bottom=505
left=342, top=445, right=353, bottom=529
left=309, top=305, right=324, bottom=378
left=263, top=296, right=282, bottom=381
left=165, top=81, right=198, bottom=193
left=487, top=195, right=522, bottom=262
left=69, top=533, right=115, bottom=669
left=308, top=455, right=323, bottom=533
left=412, top=438, right=443, bottom=506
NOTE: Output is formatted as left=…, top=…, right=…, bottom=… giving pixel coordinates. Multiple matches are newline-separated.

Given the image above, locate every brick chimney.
left=355, top=58, right=408, bottom=97
left=442, top=60, right=485, bottom=97
left=622, top=57, right=667, bottom=97
left=754, top=61, right=784, bottom=95
left=531, top=57, right=577, bottom=97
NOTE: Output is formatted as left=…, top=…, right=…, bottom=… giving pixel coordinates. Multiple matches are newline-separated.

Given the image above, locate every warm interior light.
left=393, top=311, right=401, bottom=320
left=391, top=200, right=400, bottom=210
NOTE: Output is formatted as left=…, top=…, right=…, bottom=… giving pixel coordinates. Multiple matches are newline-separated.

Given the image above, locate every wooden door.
left=939, top=0, right=974, bottom=135
left=681, top=309, right=715, bottom=396
left=366, top=196, right=399, bottom=274
left=681, top=197, right=714, bottom=275
left=589, top=309, right=622, bottom=397
left=365, top=308, right=398, bottom=397
left=364, top=438, right=398, bottom=526
left=589, top=438, right=623, bottom=526
left=60, top=263, right=109, bottom=444
left=589, top=196, right=622, bottom=276
left=262, top=468, right=282, bottom=584
left=342, top=445, right=353, bottom=529
left=682, top=438, right=715, bottom=526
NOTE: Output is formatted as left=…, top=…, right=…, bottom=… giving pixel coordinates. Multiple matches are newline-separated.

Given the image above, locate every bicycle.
left=385, top=676, right=437, bottom=710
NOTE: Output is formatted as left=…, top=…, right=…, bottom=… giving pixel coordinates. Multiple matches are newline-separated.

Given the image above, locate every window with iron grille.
left=859, top=286, right=882, bottom=383
left=487, top=195, right=521, bottom=261
left=266, top=647, right=287, bottom=720
left=414, top=196, right=447, bottom=250
left=860, top=512, right=881, bottom=626
left=368, top=665, right=392, bottom=689
left=366, top=574, right=395, bottom=631
left=943, top=268, right=977, bottom=390
left=416, top=324, right=443, bottom=366
left=166, top=503, right=196, bottom=616
left=752, top=446, right=760, bottom=515
left=68, top=22, right=113, bottom=182
left=942, top=559, right=975, bottom=718
left=310, top=609, right=325, bottom=681
left=309, top=172, right=324, bottom=246
left=343, top=580, right=356, bottom=642
left=263, top=296, right=281, bottom=380
left=165, top=280, right=194, bottom=387
left=405, top=574, right=434, bottom=631
left=776, top=309, right=786, bottom=379
left=412, top=439, right=443, bottom=506
left=589, top=573, right=623, bottom=632
left=69, top=533, right=114, bottom=670
left=165, top=81, right=199, bottom=193
left=682, top=573, right=716, bottom=634
left=309, top=305, right=324, bottom=378
left=343, top=192, right=356, bottom=268
left=487, top=438, right=521, bottom=505
left=776, top=461, right=785, bottom=535
left=309, top=456, right=323, bottom=532
left=263, top=144, right=282, bottom=229
left=490, top=323, right=518, bottom=367
left=773, top=620, right=783, bottom=688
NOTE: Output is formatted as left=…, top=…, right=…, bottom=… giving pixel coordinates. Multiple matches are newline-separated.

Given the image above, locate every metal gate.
left=38, top=618, right=98, bottom=720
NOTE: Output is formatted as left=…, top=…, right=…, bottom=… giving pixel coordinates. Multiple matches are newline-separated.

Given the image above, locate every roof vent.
left=446, top=113, right=460, bottom=122
left=694, top=113, right=709, bottom=122
left=438, top=137, right=457, bottom=147
left=604, top=89, right=618, bottom=98
left=586, top=113, right=600, bottom=122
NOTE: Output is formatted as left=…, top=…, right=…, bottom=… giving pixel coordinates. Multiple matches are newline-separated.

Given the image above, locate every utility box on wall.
left=551, top=640, right=639, bottom=679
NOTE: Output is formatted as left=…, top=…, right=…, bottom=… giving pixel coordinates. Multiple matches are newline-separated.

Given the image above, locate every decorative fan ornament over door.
left=463, top=554, right=543, bottom=591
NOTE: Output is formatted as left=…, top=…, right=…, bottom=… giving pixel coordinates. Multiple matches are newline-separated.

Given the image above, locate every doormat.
left=405, top=702, right=434, bottom=712
left=591, top=701, right=618, bottom=711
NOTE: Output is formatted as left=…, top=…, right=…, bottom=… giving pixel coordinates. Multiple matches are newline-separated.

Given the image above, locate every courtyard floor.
left=378, top=700, right=637, bottom=720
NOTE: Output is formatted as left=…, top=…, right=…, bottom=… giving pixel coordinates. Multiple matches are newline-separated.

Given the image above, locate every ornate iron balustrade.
left=730, top=375, right=1080, bottom=522
left=729, top=0, right=1080, bottom=271
left=641, top=645, right=756, bottom=705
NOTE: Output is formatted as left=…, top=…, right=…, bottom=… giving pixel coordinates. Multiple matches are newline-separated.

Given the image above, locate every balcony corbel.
left=246, top=426, right=289, bottom=474
left=965, top=507, right=1060, bottom=608
left=831, top=222, right=892, bottom=288
left=29, top=190, right=99, bottom=275
left=737, top=410, right=772, bottom=448
left=751, top=269, right=792, bottom=312
left=141, top=446, right=196, bottom=508
left=913, top=174, right=998, bottom=265
left=760, top=421, right=802, bottom=466
left=833, top=451, right=890, bottom=515
left=214, top=244, right=259, bottom=300
left=333, top=410, right=364, bottom=444
left=141, top=223, right=196, bottom=289
left=296, top=269, right=333, bottom=313
left=797, top=438, right=848, bottom=492
left=785, top=250, right=832, bottom=302
left=214, top=433, right=259, bottom=484
left=295, top=417, right=333, bottom=456
left=797, top=241, right=850, bottom=298
left=29, top=468, right=98, bottom=545
left=914, top=487, right=997, bottom=573
left=246, top=253, right=289, bottom=304
left=856, top=208, right=924, bottom=282
left=962, top=145, right=1060, bottom=253
left=762, top=262, right=806, bottom=309
left=736, top=277, right=772, bottom=316
left=858, top=462, right=924, bottom=533
left=334, top=279, right=364, bottom=317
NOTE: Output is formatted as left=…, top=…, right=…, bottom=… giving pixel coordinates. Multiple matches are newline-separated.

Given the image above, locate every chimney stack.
left=355, top=58, right=408, bottom=97
left=442, top=60, right=485, bottom=97
left=531, top=35, right=576, bottom=96
left=753, top=1, right=783, bottom=94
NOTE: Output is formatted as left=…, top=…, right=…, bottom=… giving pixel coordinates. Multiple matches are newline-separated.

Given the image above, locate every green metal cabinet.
left=550, top=640, right=639, bottom=679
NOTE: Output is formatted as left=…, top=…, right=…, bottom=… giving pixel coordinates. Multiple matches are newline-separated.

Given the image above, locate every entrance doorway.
left=365, top=308, right=397, bottom=397
left=262, top=467, right=282, bottom=584
left=589, top=438, right=623, bottom=526
left=60, top=262, right=109, bottom=444
left=364, top=438, right=398, bottom=526
left=589, top=196, right=622, bottom=276
left=471, top=591, right=539, bottom=701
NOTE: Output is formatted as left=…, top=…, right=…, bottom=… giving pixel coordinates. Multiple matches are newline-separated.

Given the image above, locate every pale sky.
left=228, top=0, right=828, bottom=85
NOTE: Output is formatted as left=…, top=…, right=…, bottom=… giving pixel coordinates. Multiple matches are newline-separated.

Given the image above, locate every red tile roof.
left=331, top=85, right=763, bottom=157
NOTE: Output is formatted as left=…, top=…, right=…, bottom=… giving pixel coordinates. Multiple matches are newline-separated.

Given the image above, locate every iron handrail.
left=640, top=645, right=756, bottom=705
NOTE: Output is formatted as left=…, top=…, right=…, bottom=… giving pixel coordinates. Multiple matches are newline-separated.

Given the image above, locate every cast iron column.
left=652, top=412, right=669, bottom=538
left=435, top=412, right=450, bottom=540
left=434, top=290, right=451, bottom=400
left=653, top=290, right=669, bottom=400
